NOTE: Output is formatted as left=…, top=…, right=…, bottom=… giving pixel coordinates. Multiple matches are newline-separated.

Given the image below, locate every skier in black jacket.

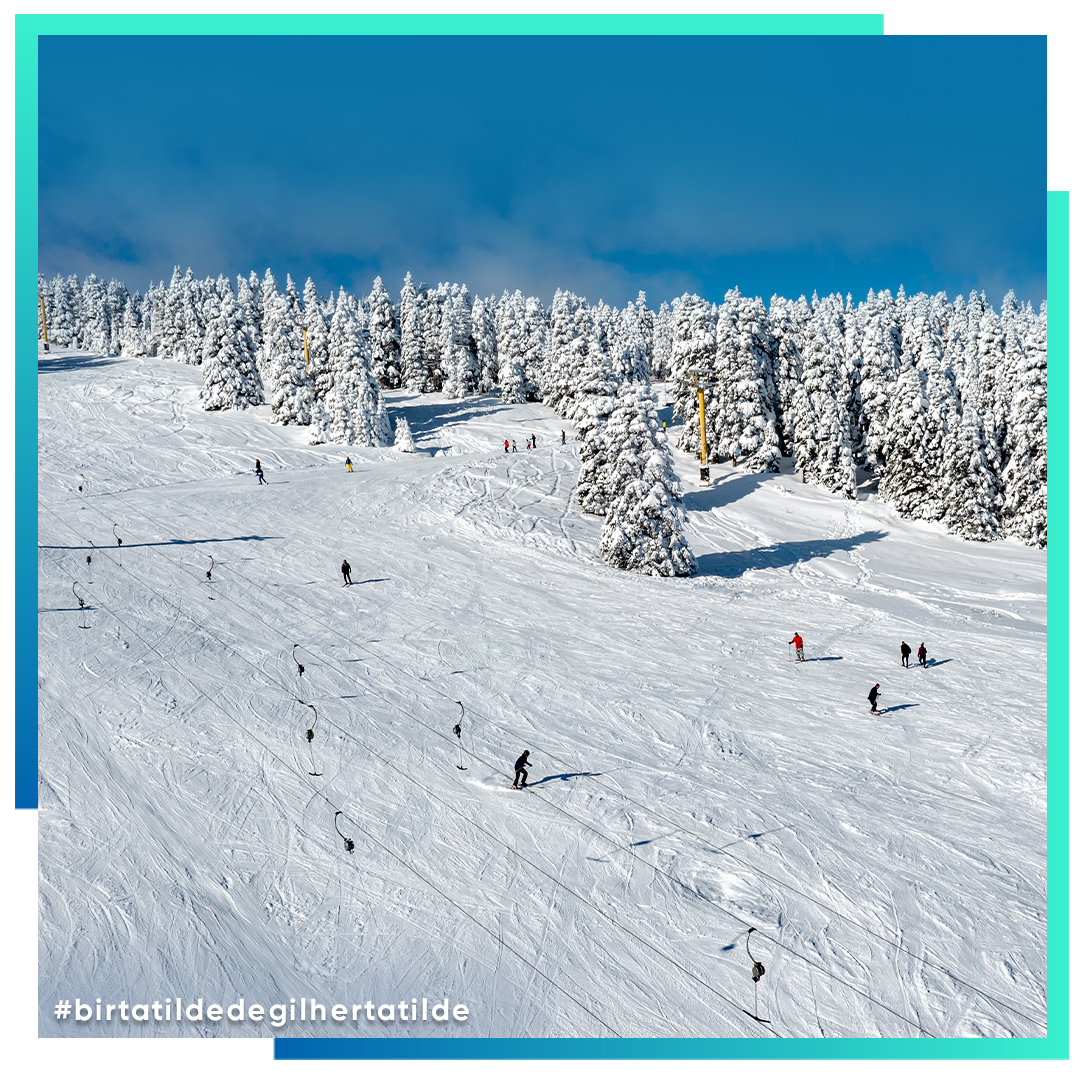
left=868, top=684, right=881, bottom=715
left=512, top=751, right=531, bottom=789
left=341, top=559, right=352, bottom=585
left=900, top=641, right=911, bottom=668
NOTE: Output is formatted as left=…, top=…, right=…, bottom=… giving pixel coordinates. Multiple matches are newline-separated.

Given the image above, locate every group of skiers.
left=787, top=633, right=931, bottom=719
left=503, top=434, right=541, bottom=453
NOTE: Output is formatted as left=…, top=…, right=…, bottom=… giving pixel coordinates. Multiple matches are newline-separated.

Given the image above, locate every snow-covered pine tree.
left=309, top=292, right=392, bottom=446
left=257, top=269, right=280, bottom=382
left=472, top=293, right=498, bottom=392
left=368, top=276, right=401, bottom=388
left=50, top=274, right=77, bottom=347
left=635, top=292, right=655, bottom=379
left=668, top=293, right=716, bottom=447
left=696, top=289, right=738, bottom=460
left=106, top=279, right=129, bottom=355
left=522, top=294, right=548, bottom=399
left=180, top=269, right=205, bottom=364
left=598, top=380, right=697, bottom=576
left=264, top=284, right=314, bottom=426
left=652, top=300, right=673, bottom=381
left=769, top=294, right=807, bottom=458
left=302, top=277, right=331, bottom=404
left=399, top=273, right=426, bottom=391
left=858, top=288, right=901, bottom=476
left=545, top=290, right=589, bottom=416
left=842, top=293, right=865, bottom=468
left=440, top=283, right=479, bottom=398
left=120, top=292, right=146, bottom=356
left=941, top=300, right=1000, bottom=542
left=730, top=292, right=781, bottom=473
left=157, top=266, right=185, bottom=360
left=394, top=415, right=416, bottom=452
left=877, top=291, right=954, bottom=518
left=792, top=292, right=857, bottom=497
left=496, top=290, right=530, bottom=404
left=80, top=274, right=112, bottom=354
left=1000, top=303, right=1047, bottom=546
left=423, top=283, right=448, bottom=392
left=199, top=282, right=263, bottom=410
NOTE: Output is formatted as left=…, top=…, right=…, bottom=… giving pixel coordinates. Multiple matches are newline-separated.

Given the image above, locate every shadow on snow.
left=39, top=535, right=283, bottom=551
left=695, top=530, right=888, bottom=579
left=38, top=352, right=127, bottom=374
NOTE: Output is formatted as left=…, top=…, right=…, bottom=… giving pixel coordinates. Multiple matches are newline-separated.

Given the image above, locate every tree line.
left=39, top=267, right=1047, bottom=548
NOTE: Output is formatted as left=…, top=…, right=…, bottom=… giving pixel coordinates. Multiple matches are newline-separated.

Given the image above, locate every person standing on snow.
left=868, top=684, right=881, bottom=716
left=561, top=430, right=566, bottom=445
left=900, top=641, right=911, bottom=668
left=504, top=439, right=509, bottom=454
left=512, top=750, right=531, bottom=789
left=255, top=458, right=267, bottom=484
left=345, top=456, right=353, bottom=473
left=918, top=642, right=927, bottom=667
left=512, top=440, right=518, bottom=453
left=789, top=633, right=805, bottom=662
left=341, top=559, right=352, bottom=585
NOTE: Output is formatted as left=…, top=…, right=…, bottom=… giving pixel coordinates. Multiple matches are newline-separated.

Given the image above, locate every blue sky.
left=38, top=34, right=1047, bottom=309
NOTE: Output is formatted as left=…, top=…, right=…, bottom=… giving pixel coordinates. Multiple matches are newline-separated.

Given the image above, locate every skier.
left=900, top=641, right=911, bottom=668
left=255, top=458, right=267, bottom=484
left=789, top=633, right=804, bottom=662
left=561, top=430, right=566, bottom=445
left=868, top=684, right=881, bottom=715
left=512, top=750, right=531, bottom=789
left=512, top=440, right=517, bottom=453
left=345, top=456, right=353, bottom=473
left=341, top=559, right=352, bottom=585
left=504, top=439, right=509, bottom=454
left=918, top=642, right=927, bottom=668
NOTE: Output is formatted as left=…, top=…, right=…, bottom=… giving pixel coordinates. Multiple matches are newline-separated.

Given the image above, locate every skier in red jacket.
left=789, top=633, right=804, bottom=662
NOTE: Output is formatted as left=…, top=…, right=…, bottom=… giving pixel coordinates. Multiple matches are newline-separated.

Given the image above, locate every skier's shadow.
left=356, top=578, right=389, bottom=586
left=804, top=656, right=843, bottom=662
left=531, top=772, right=602, bottom=786
left=878, top=704, right=919, bottom=714
left=925, top=658, right=952, bottom=668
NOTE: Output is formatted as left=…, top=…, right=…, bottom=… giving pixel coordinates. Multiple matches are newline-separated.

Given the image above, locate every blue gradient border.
left=18, top=12, right=1063, bottom=1061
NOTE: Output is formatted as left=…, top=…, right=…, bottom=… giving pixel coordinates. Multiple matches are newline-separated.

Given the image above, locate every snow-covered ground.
left=37, top=348, right=1047, bottom=1039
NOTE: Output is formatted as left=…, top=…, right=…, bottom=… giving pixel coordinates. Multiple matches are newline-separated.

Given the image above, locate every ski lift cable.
left=38, top=548, right=622, bottom=1040
left=41, top=543, right=767, bottom=1037
left=52, top=499, right=1045, bottom=1032
left=52, top=504, right=1020, bottom=1034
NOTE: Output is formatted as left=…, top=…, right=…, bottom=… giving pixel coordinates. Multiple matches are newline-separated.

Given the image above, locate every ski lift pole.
left=39, top=294, right=50, bottom=353
left=300, top=322, right=311, bottom=373
left=686, top=367, right=717, bottom=485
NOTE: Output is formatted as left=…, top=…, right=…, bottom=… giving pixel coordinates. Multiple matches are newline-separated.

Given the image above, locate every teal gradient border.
left=17, top=12, right=1063, bottom=1061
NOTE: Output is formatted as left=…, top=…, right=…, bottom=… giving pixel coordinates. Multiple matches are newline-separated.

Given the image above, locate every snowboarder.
left=504, top=439, right=509, bottom=454
left=512, top=750, right=531, bottom=789
left=868, top=684, right=881, bottom=715
left=341, top=559, right=352, bottom=585
left=561, top=430, right=566, bottom=445
left=345, top=456, right=353, bottom=473
left=255, top=458, right=266, bottom=484
left=512, top=440, right=517, bottom=453
left=789, top=633, right=804, bottom=662
left=918, top=642, right=927, bottom=668
left=900, top=641, right=911, bottom=668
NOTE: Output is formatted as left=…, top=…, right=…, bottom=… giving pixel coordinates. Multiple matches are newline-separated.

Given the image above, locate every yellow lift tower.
left=685, top=367, right=717, bottom=484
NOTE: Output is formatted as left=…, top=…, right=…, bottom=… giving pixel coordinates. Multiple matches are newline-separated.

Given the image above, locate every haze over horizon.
left=39, top=34, right=1048, bottom=309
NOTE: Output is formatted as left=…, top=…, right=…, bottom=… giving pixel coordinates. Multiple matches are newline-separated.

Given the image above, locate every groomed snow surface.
left=38, top=349, right=1046, bottom=1039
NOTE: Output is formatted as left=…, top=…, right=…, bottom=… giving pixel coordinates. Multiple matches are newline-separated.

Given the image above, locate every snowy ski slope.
left=38, top=348, right=1047, bottom=1039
